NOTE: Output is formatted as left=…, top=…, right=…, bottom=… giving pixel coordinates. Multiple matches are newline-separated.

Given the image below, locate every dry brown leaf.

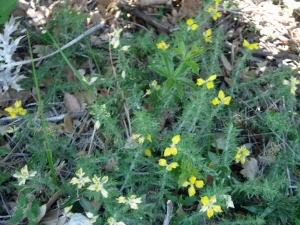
left=211, top=132, right=226, bottom=149
left=221, top=54, right=232, bottom=71
left=64, top=92, right=81, bottom=113
left=74, top=90, right=96, bottom=108
left=63, top=113, right=74, bottom=134
left=176, top=204, right=186, bottom=217
left=180, top=0, right=202, bottom=18
left=240, top=158, right=259, bottom=178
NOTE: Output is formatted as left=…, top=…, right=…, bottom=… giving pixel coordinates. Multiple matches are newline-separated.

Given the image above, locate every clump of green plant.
left=2, top=0, right=300, bottom=224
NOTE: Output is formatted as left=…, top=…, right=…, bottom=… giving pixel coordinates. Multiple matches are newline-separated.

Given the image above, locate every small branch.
left=163, top=200, right=173, bottom=225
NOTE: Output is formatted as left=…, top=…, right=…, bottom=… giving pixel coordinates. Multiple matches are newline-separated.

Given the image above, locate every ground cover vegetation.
left=1, top=0, right=300, bottom=224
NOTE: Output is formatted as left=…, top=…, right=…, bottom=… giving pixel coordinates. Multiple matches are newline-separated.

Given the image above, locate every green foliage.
left=0, top=0, right=17, bottom=25
left=4, top=0, right=300, bottom=224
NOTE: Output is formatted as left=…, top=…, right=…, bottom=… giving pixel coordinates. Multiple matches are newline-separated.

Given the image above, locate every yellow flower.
left=144, top=149, right=152, bottom=157
left=197, top=74, right=217, bottom=89
left=158, top=159, right=179, bottom=171
left=147, top=134, right=152, bottom=142
left=87, top=175, right=108, bottom=198
left=108, top=217, right=126, bottom=225
left=156, top=40, right=170, bottom=50
left=70, top=168, right=91, bottom=189
left=203, top=29, right=212, bottom=42
left=172, top=135, right=181, bottom=145
left=116, top=195, right=142, bottom=209
left=85, top=212, right=98, bottom=224
left=164, top=146, right=177, bottom=156
left=283, top=76, right=300, bottom=95
left=223, top=195, right=234, bottom=208
left=186, top=18, right=199, bottom=30
left=235, top=145, right=250, bottom=164
left=242, top=40, right=259, bottom=50
left=207, top=7, right=222, bottom=20
left=5, top=100, right=27, bottom=119
left=215, top=0, right=221, bottom=6
left=182, top=176, right=205, bottom=197
left=200, top=195, right=223, bottom=219
left=211, top=90, right=231, bottom=105
left=13, top=165, right=37, bottom=185
left=146, top=89, right=151, bottom=95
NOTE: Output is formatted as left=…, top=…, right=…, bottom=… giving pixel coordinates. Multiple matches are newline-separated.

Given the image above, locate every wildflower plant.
left=5, top=1, right=300, bottom=224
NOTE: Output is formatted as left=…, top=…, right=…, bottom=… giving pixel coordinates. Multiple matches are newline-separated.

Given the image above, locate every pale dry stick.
left=108, top=35, right=132, bottom=137
left=163, top=200, right=173, bottom=225
left=0, top=21, right=108, bottom=69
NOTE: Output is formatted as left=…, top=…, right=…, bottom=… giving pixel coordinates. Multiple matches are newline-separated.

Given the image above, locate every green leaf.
left=10, top=209, right=24, bottom=223
left=31, top=199, right=40, bottom=217
left=173, top=62, right=189, bottom=78
left=27, top=210, right=36, bottom=221
left=178, top=171, right=189, bottom=187
left=160, top=52, right=174, bottom=75
left=173, top=48, right=182, bottom=57
left=0, top=0, right=17, bottom=24
left=17, top=195, right=28, bottom=208
left=175, top=77, right=198, bottom=90
left=162, top=78, right=175, bottom=96
left=0, top=146, right=9, bottom=157
left=185, top=45, right=209, bottom=61
left=208, top=152, right=219, bottom=165
left=175, top=81, right=183, bottom=98
left=0, top=171, right=10, bottom=185
left=177, top=38, right=186, bottom=57
left=79, top=197, right=94, bottom=212
left=185, top=60, right=199, bottom=74
left=242, top=205, right=265, bottom=214
left=149, top=65, right=170, bottom=78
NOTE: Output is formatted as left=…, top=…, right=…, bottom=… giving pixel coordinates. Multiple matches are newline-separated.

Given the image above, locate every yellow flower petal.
left=15, top=100, right=22, bottom=108
left=188, top=185, right=196, bottom=196
left=212, top=98, right=220, bottom=105
left=197, top=78, right=205, bottom=86
left=218, top=90, right=225, bottom=99
left=164, top=147, right=172, bottom=157
left=201, top=196, right=209, bottom=205
left=206, top=81, right=214, bottom=89
left=207, top=208, right=214, bottom=218
left=243, top=39, right=249, bottom=47
left=223, top=96, right=231, bottom=105
left=189, top=176, right=196, bottom=184
left=158, top=158, right=167, bottom=166
left=144, top=149, right=152, bottom=157
left=213, top=205, right=223, bottom=212
left=166, top=162, right=179, bottom=171
left=195, top=180, right=204, bottom=188
left=172, top=135, right=181, bottom=145
left=191, top=24, right=199, bottom=30
left=170, top=146, right=177, bottom=155
left=208, top=74, right=217, bottom=81
left=182, top=181, right=190, bottom=187
left=147, top=134, right=152, bottom=142
left=186, top=19, right=194, bottom=25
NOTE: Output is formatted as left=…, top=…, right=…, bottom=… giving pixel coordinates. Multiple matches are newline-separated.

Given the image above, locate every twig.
left=163, top=200, right=173, bottom=225
left=1, top=21, right=108, bottom=69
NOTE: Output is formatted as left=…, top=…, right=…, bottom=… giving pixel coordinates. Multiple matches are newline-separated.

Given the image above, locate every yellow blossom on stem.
left=144, top=149, right=152, bottom=157
left=211, top=90, right=231, bottom=105
left=215, top=0, right=221, bottom=6
left=147, top=134, right=152, bottom=142
left=172, top=135, right=181, bottom=145
left=197, top=74, right=217, bottom=89
left=156, top=40, right=170, bottom=50
left=70, top=168, right=91, bottom=189
left=5, top=100, right=27, bottom=119
left=87, top=175, right=108, bottom=198
left=158, top=159, right=179, bottom=171
left=182, top=176, right=205, bottom=197
left=283, top=76, right=300, bottom=95
left=207, top=7, right=221, bottom=20
left=116, top=195, right=142, bottom=209
left=186, top=18, right=199, bottom=30
left=108, top=217, right=126, bottom=225
left=235, top=145, right=250, bottom=164
left=200, top=195, right=223, bottom=219
left=203, top=29, right=212, bottom=42
left=164, top=146, right=177, bottom=156
left=13, top=165, right=37, bottom=185
left=243, top=39, right=259, bottom=50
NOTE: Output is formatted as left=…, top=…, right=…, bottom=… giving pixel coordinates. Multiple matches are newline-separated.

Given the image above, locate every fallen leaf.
left=240, top=158, right=259, bottom=178
left=63, top=113, right=74, bottom=133
left=221, top=54, right=232, bottom=71
left=64, top=92, right=81, bottom=113
left=180, top=0, right=202, bottom=18
left=176, top=204, right=186, bottom=217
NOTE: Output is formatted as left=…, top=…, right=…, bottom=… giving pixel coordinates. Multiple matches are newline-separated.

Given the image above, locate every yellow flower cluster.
left=235, top=145, right=250, bottom=164
left=86, top=212, right=99, bottom=224
left=13, top=165, right=37, bottom=185
left=146, top=80, right=161, bottom=95
left=156, top=40, right=170, bottom=50
left=207, top=7, right=221, bottom=21
left=116, top=195, right=142, bottom=209
left=197, top=74, right=217, bottom=89
left=5, top=100, right=27, bottom=119
left=158, top=135, right=180, bottom=171
left=243, top=39, right=259, bottom=50
left=182, top=176, right=204, bottom=197
left=186, top=18, right=199, bottom=31
left=70, top=168, right=108, bottom=198
left=200, top=195, right=223, bottom=218
left=283, top=76, right=300, bottom=95
left=132, top=133, right=152, bottom=144
left=203, top=29, right=212, bottom=42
